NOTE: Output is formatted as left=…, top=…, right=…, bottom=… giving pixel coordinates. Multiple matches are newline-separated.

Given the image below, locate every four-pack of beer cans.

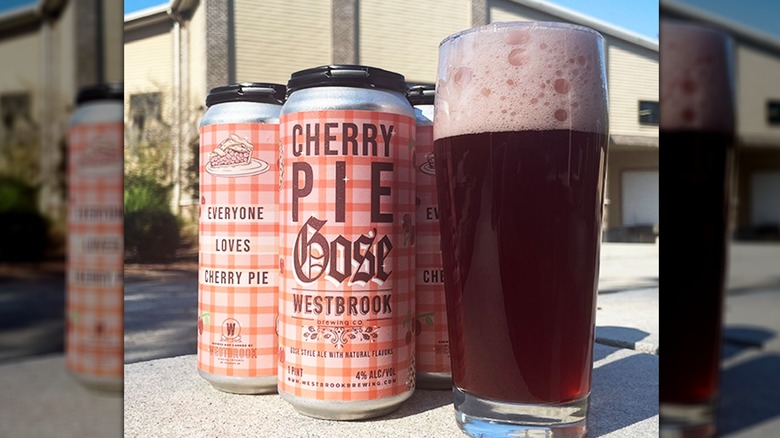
left=197, top=66, right=448, bottom=419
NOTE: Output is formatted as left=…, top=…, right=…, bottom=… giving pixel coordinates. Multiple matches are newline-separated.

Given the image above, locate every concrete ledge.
left=596, top=288, right=659, bottom=354
left=124, top=343, right=658, bottom=437
left=0, top=354, right=122, bottom=438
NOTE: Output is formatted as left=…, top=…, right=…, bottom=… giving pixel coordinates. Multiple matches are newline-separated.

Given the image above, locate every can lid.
left=406, top=84, right=435, bottom=106
left=76, top=83, right=123, bottom=104
left=205, top=82, right=287, bottom=107
left=287, top=65, right=406, bottom=94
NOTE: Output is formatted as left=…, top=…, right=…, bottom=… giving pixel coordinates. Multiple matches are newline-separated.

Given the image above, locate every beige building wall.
left=491, top=0, right=565, bottom=22
left=0, top=32, right=41, bottom=104
left=124, top=20, right=174, bottom=122
left=359, top=0, right=470, bottom=83
left=188, top=3, right=207, bottom=111
left=234, top=0, right=332, bottom=85
left=736, top=45, right=780, bottom=146
left=607, top=39, right=659, bottom=137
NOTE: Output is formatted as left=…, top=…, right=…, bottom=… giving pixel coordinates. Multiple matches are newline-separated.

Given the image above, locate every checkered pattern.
left=278, top=110, right=416, bottom=401
left=197, top=123, right=279, bottom=378
left=65, top=122, right=124, bottom=379
left=413, top=125, right=451, bottom=374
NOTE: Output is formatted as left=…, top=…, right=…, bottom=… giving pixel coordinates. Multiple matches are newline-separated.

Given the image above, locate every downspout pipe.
left=168, top=7, right=186, bottom=214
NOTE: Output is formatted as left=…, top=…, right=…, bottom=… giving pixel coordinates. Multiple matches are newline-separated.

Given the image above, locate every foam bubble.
left=660, top=20, right=735, bottom=133
left=434, top=22, right=607, bottom=140
left=508, top=48, right=529, bottom=66
left=554, top=79, right=570, bottom=94
left=504, top=29, right=531, bottom=45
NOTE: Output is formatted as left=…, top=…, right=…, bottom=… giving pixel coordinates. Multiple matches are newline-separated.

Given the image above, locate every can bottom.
left=279, top=388, right=414, bottom=420
left=198, top=369, right=277, bottom=394
left=68, top=371, right=123, bottom=393
left=417, top=372, right=453, bottom=390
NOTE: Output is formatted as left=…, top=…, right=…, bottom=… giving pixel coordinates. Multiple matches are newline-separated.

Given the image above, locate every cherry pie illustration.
left=206, top=133, right=269, bottom=177
left=77, top=135, right=122, bottom=175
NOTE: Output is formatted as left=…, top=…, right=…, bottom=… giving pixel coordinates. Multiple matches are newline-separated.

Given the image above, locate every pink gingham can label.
left=66, top=122, right=124, bottom=379
left=198, top=122, right=278, bottom=377
left=279, top=110, right=416, bottom=401
left=413, top=124, right=451, bottom=374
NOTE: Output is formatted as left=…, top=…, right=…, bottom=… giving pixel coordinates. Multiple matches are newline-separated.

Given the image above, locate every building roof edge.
left=508, top=0, right=659, bottom=52
left=661, top=0, right=780, bottom=55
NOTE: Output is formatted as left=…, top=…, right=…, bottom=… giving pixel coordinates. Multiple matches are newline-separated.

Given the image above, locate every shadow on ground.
left=718, top=353, right=780, bottom=436
left=0, top=262, right=65, bottom=363
left=590, top=348, right=658, bottom=436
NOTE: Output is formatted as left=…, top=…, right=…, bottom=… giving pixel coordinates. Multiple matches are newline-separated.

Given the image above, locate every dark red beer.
left=659, top=132, right=733, bottom=404
left=435, top=129, right=606, bottom=403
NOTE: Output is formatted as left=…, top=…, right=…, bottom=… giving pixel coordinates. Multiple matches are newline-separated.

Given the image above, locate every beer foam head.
left=660, top=20, right=734, bottom=133
left=434, top=22, right=608, bottom=140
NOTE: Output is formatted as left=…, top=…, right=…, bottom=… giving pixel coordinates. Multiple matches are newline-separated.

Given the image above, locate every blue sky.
left=124, top=0, right=166, bottom=15
left=0, top=0, right=37, bottom=14
left=124, top=0, right=660, bottom=40
left=672, top=0, right=780, bottom=40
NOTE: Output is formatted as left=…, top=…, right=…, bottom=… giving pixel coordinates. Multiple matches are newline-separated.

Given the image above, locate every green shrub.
left=0, top=176, right=38, bottom=213
left=124, top=175, right=171, bottom=213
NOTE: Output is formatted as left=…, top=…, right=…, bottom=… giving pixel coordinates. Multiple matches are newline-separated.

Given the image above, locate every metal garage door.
left=751, top=171, right=780, bottom=226
left=622, top=170, right=659, bottom=226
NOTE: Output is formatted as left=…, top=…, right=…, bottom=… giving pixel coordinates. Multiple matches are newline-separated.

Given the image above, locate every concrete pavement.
left=718, top=242, right=780, bottom=437
left=0, top=354, right=122, bottom=438
left=124, top=342, right=658, bottom=437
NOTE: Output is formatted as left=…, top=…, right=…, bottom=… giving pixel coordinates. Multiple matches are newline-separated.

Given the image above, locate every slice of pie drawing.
left=208, top=134, right=254, bottom=168
left=77, top=135, right=122, bottom=174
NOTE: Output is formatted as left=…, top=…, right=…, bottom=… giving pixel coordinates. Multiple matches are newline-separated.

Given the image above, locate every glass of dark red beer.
left=659, top=20, right=735, bottom=438
left=433, top=22, right=608, bottom=437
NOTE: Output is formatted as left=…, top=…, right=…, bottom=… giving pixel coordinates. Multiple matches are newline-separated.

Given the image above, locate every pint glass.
left=659, top=21, right=735, bottom=437
left=434, top=22, right=608, bottom=436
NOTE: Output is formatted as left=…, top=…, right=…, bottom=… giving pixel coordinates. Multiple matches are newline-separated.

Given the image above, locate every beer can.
left=66, top=83, right=124, bottom=391
left=278, top=65, right=416, bottom=419
left=407, top=85, right=452, bottom=390
left=197, top=82, right=286, bottom=394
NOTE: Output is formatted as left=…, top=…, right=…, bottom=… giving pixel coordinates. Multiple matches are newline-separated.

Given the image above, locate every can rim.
left=76, top=83, right=124, bottom=104
left=406, top=84, right=435, bottom=106
left=286, top=65, right=407, bottom=94
left=206, top=82, right=287, bottom=107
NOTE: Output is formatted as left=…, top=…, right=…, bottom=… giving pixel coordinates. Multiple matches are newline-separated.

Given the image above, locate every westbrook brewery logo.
left=221, top=318, right=242, bottom=342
